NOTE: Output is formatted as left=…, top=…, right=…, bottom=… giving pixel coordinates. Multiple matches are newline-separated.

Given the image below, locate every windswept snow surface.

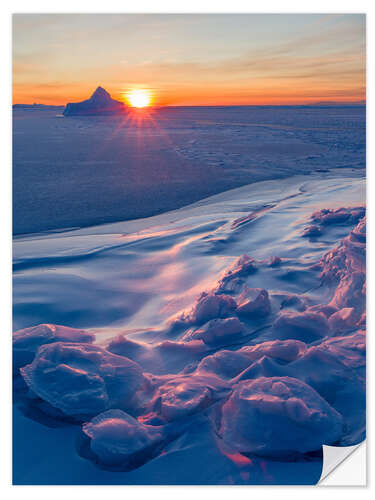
left=13, top=107, right=365, bottom=485
left=13, top=105, right=365, bottom=234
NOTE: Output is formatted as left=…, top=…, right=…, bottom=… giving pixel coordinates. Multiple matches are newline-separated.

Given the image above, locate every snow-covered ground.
left=13, top=106, right=365, bottom=485
left=13, top=105, right=365, bottom=234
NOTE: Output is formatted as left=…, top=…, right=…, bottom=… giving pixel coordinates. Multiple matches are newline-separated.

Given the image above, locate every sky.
left=13, top=13, right=365, bottom=106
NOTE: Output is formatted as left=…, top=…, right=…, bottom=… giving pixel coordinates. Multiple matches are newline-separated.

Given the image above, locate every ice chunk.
left=82, top=409, right=163, bottom=468
left=225, top=254, right=257, bottom=278
left=106, top=334, right=147, bottom=359
left=216, top=255, right=257, bottom=292
left=328, top=307, right=357, bottom=334
left=198, top=339, right=306, bottom=380
left=302, top=225, right=323, bottom=237
left=280, top=294, right=307, bottom=312
left=285, top=334, right=365, bottom=444
left=189, top=291, right=237, bottom=325
left=269, top=256, right=282, bottom=267
left=13, top=323, right=94, bottom=373
left=236, top=287, right=271, bottom=317
left=159, top=383, right=211, bottom=421
left=350, top=216, right=366, bottom=242
left=288, top=331, right=366, bottom=388
left=198, top=350, right=255, bottom=379
left=308, top=304, right=338, bottom=318
left=220, top=377, right=343, bottom=457
left=311, top=207, right=365, bottom=226
left=107, top=334, right=208, bottom=375
left=147, top=375, right=230, bottom=422
left=273, top=310, right=329, bottom=342
left=215, top=276, right=244, bottom=294
left=317, top=332, right=365, bottom=373
left=21, top=342, right=144, bottom=418
left=316, top=217, right=366, bottom=337
left=240, top=339, right=307, bottom=363
left=186, top=317, right=246, bottom=346
left=302, top=207, right=365, bottom=238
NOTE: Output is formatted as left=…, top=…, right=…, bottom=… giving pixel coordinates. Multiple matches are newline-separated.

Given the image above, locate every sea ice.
left=268, top=256, right=282, bottom=267
left=186, top=291, right=237, bottom=325
left=236, top=287, right=271, bottom=317
left=285, top=335, right=365, bottom=444
left=307, top=304, right=338, bottom=318
left=220, top=376, right=343, bottom=457
left=106, top=335, right=208, bottom=375
left=328, top=307, right=357, bottom=333
left=13, top=323, right=95, bottom=374
left=302, top=225, right=323, bottom=237
left=273, top=310, right=329, bottom=342
left=106, top=335, right=148, bottom=359
left=315, top=331, right=365, bottom=375
left=146, top=375, right=231, bottom=422
left=217, top=255, right=257, bottom=291
left=318, top=217, right=366, bottom=332
left=82, top=409, right=163, bottom=468
left=280, top=294, right=307, bottom=312
left=301, top=207, right=365, bottom=239
left=20, top=342, right=144, bottom=418
left=198, top=350, right=256, bottom=379
left=319, top=217, right=365, bottom=286
left=185, top=317, right=246, bottom=346
left=63, top=87, right=126, bottom=116
left=197, top=339, right=306, bottom=380
left=240, top=339, right=307, bottom=363
left=12, top=106, right=366, bottom=484
left=311, top=207, right=365, bottom=226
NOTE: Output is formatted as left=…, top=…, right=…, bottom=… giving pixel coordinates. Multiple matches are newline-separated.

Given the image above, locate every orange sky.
left=13, top=14, right=366, bottom=106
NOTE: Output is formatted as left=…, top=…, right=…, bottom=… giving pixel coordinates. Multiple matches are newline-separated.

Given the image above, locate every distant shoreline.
left=13, top=102, right=366, bottom=110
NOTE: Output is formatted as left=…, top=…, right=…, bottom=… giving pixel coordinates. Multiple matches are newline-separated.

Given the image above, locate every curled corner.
left=318, top=441, right=366, bottom=485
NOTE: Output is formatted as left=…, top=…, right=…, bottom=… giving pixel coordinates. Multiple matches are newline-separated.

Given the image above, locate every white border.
left=1, top=1, right=373, bottom=498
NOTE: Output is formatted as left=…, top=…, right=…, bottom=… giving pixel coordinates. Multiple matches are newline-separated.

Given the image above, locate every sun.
left=125, top=89, right=151, bottom=108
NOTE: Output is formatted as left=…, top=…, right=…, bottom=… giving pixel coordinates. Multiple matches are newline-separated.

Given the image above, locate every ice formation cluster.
left=13, top=209, right=366, bottom=472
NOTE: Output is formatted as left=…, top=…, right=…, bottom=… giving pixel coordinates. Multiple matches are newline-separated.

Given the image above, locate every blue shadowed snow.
left=13, top=106, right=365, bottom=485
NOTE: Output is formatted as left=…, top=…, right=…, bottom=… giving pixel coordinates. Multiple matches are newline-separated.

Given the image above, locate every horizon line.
left=13, top=100, right=366, bottom=108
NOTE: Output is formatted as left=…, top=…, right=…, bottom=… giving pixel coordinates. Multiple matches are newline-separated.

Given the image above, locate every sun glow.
left=125, top=89, right=152, bottom=108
